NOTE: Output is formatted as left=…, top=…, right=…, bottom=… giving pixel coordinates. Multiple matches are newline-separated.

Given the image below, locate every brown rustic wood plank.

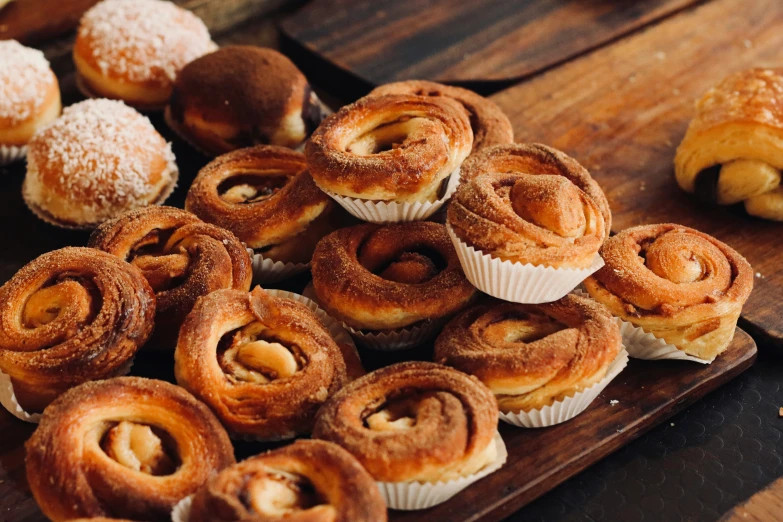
left=720, top=476, right=783, bottom=522
left=279, top=0, right=706, bottom=88
left=490, top=0, right=783, bottom=345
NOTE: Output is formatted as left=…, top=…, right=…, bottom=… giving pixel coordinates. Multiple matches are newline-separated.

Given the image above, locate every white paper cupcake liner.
left=171, top=494, right=193, bottom=522
left=447, top=224, right=604, bottom=304
left=378, top=431, right=507, bottom=510
left=0, top=144, right=26, bottom=166
left=499, top=349, right=629, bottom=428
left=316, top=168, right=461, bottom=223
left=248, top=249, right=310, bottom=284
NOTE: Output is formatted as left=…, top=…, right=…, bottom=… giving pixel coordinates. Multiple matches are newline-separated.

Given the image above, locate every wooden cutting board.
left=0, top=329, right=756, bottom=521
left=279, top=0, right=704, bottom=88
left=490, top=0, right=783, bottom=345
left=720, top=476, right=783, bottom=522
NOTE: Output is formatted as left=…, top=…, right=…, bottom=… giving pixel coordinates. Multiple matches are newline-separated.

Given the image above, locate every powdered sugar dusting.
left=78, top=0, right=214, bottom=83
left=0, top=40, right=55, bottom=124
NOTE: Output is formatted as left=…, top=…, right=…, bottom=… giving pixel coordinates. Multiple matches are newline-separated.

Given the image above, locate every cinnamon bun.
left=675, top=68, right=783, bottom=220
left=312, top=361, right=499, bottom=484
left=583, top=224, right=753, bottom=360
left=89, top=206, right=252, bottom=344
left=185, top=440, right=386, bottom=522
left=26, top=377, right=235, bottom=521
left=0, top=247, right=154, bottom=413
left=175, top=287, right=348, bottom=440
left=435, top=295, right=622, bottom=412
left=369, top=80, right=513, bottom=152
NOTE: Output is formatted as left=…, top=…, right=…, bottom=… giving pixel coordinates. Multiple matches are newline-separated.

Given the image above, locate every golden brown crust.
left=0, top=247, right=154, bottom=412
left=583, top=224, right=753, bottom=359
left=448, top=143, right=609, bottom=268
left=175, top=287, right=348, bottom=439
left=89, top=206, right=252, bottom=345
left=185, top=146, right=337, bottom=262
left=434, top=295, right=621, bottom=412
left=188, top=440, right=386, bottom=522
left=25, top=376, right=235, bottom=522
left=369, top=80, right=513, bottom=152
left=310, top=222, right=477, bottom=330
left=305, top=93, right=473, bottom=202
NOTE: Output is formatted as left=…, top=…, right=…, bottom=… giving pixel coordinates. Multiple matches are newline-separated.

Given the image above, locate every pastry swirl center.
left=218, top=172, right=291, bottom=204
left=509, top=174, right=587, bottom=238
left=23, top=279, right=94, bottom=329
left=220, top=323, right=302, bottom=384
left=244, top=469, right=331, bottom=517
left=101, top=421, right=177, bottom=476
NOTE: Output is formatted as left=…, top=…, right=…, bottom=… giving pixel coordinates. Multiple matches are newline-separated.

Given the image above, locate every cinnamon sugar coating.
left=188, top=439, right=386, bottom=522
left=0, top=247, right=154, bottom=412
left=175, top=287, right=348, bottom=440
left=435, top=295, right=622, bottom=412
left=370, top=80, right=513, bottom=152
left=89, top=206, right=252, bottom=345
left=26, top=377, right=234, bottom=521
left=312, top=361, right=498, bottom=483
left=311, top=221, right=477, bottom=330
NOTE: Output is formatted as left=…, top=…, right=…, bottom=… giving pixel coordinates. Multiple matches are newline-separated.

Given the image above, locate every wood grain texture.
left=490, top=0, right=783, bottom=345
left=279, top=0, right=704, bottom=87
left=720, top=476, right=783, bottom=522
left=0, top=329, right=756, bottom=521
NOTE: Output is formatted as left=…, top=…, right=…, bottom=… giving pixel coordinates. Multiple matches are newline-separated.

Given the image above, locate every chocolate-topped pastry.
left=166, top=46, right=324, bottom=155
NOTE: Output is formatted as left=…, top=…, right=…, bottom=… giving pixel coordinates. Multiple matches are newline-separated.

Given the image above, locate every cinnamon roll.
left=89, top=206, right=252, bottom=344
left=185, top=146, right=341, bottom=267
left=369, top=80, right=513, bottom=152
left=185, top=440, right=386, bottom=522
left=310, top=222, right=476, bottom=346
left=0, top=247, right=154, bottom=413
left=306, top=93, right=472, bottom=203
left=435, top=295, right=622, bottom=413
left=175, top=287, right=348, bottom=440
left=583, top=224, right=753, bottom=360
left=26, top=377, right=235, bottom=522
left=675, top=68, right=783, bottom=220
left=312, top=362, right=499, bottom=484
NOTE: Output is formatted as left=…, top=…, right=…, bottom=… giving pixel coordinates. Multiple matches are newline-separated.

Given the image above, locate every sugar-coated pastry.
left=448, top=143, right=610, bottom=268
left=435, top=295, right=622, bottom=412
left=74, top=0, right=215, bottom=109
left=583, top=224, right=753, bottom=360
left=26, top=377, right=235, bottom=522
left=306, top=93, right=473, bottom=202
left=186, top=440, right=387, bottom=522
left=175, top=287, right=348, bottom=440
left=167, top=46, right=323, bottom=155
left=675, top=68, right=783, bottom=220
left=23, top=99, right=178, bottom=229
left=89, top=206, right=252, bottom=344
left=370, top=79, right=513, bottom=152
left=0, top=40, right=61, bottom=152
left=185, top=145, right=341, bottom=264
left=313, top=362, right=498, bottom=483
left=0, top=247, right=154, bottom=413
left=311, top=221, right=477, bottom=331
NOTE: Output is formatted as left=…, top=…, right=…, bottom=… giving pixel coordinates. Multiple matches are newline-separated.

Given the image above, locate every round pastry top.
left=0, top=40, right=57, bottom=126
left=75, top=0, right=214, bottom=85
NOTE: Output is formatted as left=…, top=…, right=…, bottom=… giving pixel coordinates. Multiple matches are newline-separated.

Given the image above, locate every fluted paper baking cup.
left=378, top=431, right=507, bottom=510
left=499, top=349, right=629, bottom=428
left=249, top=249, right=309, bottom=284
left=447, top=224, right=604, bottom=304
left=76, top=73, right=168, bottom=113
left=317, top=168, right=461, bottom=223
left=171, top=494, right=193, bottom=522
left=0, top=144, right=25, bottom=166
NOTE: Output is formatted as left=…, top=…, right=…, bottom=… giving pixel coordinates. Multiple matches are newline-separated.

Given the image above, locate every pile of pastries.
left=0, top=0, right=759, bottom=519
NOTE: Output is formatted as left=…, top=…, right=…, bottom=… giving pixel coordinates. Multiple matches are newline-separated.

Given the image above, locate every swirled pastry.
left=185, top=146, right=341, bottom=264
left=175, top=287, right=348, bottom=439
left=313, top=362, right=498, bottom=483
left=448, top=143, right=610, bottom=268
left=435, top=295, right=622, bottom=412
left=370, top=80, right=513, bottom=152
left=311, top=222, right=477, bottom=331
left=306, top=93, right=473, bottom=202
left=0, top=247, right=154, bottom=412
left=187, top=440, right=386, bottom=522
left=583, top=224, right=753, bottom=359
left=675, top=68, right=783, bottom=220
left=26, top=377, right=235, bottom=521
left=89, top=206, right=252, bottom=343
